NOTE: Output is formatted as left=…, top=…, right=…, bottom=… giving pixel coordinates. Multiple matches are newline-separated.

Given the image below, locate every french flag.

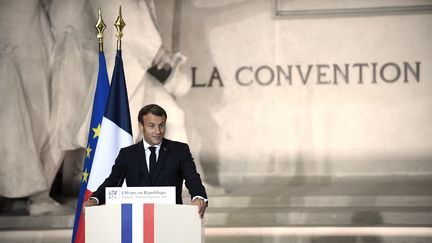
left=73, top=49, right=133, bottom=242
left=86, top=49, right=133, bottom=194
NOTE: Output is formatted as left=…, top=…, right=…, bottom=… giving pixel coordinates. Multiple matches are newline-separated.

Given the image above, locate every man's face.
left=139, top=113, right=166, bottom=145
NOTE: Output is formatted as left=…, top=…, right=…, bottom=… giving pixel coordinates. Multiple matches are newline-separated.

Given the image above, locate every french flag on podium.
left=86, top=203, right=203, bottom=243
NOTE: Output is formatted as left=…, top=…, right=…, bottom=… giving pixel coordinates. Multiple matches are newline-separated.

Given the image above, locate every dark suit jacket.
left=92, top=138, right=207, bottom=205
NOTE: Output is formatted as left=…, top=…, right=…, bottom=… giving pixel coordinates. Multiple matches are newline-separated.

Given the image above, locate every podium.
left=85, top=203, right=204, bottom=243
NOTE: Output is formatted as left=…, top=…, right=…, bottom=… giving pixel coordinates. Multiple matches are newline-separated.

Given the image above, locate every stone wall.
left=155, top=0, right=432, bottom=186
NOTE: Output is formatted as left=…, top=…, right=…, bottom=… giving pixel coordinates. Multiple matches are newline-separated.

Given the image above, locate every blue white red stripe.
left=119, top=204, right=155, bottom=243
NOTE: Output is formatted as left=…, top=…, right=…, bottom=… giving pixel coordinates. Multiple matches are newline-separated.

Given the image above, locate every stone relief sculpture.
left=0, top=0, right=192, bottom=215
left=0, top=0, right=61, bottom=215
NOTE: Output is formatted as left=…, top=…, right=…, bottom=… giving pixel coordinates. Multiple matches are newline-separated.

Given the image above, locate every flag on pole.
left=86, top=49, right=133, bottom=193
left=71, top=51, right=110, bottom=243
left=72, top=50, right=133, bottom=243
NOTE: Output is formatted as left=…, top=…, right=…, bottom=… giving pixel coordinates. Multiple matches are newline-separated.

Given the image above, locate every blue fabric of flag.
left=104, top=50, right=132, bottom=135
left=72, top=51, right=110, bottom=243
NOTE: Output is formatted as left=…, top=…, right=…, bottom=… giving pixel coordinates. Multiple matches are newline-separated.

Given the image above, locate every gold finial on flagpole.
left=114, top=6, right=126, bottom=51
left=95, top=8, right=107, bottom=52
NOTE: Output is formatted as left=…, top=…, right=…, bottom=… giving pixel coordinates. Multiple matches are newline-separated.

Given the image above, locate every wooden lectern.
left=85, top=203, right=204, bottom=243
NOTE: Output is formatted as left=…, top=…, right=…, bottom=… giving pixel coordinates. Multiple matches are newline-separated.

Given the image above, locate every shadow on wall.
left=178, top=0, right=262, bottom=188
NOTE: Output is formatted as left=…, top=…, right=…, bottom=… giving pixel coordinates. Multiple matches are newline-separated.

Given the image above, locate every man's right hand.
left=82, top=198, right=98, bottom=215
left=83, top=198, right=98, bottom=207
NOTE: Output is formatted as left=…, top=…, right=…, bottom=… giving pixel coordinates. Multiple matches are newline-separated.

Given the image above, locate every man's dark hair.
left=138, top=104, right=167, bottom=124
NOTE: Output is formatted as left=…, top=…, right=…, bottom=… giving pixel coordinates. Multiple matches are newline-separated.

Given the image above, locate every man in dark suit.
left=84, top=104, right=207, bottom=217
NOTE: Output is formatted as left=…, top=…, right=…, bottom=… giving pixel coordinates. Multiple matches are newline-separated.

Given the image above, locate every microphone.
left=162, top=147, right=169, bottom=186
left=116, top=168, right=128, bottom=187
left=161, top=162, right=170, bottom=186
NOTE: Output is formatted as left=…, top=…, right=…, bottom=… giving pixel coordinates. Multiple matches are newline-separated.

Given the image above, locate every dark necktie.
left=149, top=146, right=157, bottom=180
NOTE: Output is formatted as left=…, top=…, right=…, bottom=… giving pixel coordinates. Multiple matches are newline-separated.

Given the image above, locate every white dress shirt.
left=142, top=140, right=161, bottom=172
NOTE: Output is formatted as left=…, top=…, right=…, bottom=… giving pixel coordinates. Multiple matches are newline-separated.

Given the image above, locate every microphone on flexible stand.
left=162, top=147, right=169, bottom=186
left=116, top=168, right=128, bottom=187
left=161, top=162, right=170, bottom=186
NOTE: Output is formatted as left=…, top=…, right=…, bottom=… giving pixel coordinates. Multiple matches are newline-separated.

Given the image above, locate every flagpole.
left=95, top=8, right=107, bottom=52
left=114, top=6, right=126, bottom=51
